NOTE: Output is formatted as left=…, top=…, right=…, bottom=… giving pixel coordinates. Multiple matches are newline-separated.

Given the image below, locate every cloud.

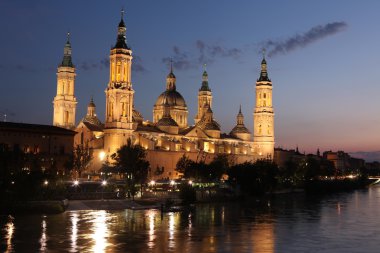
left=263, top=22, right=347, bottom=57
left=162, top=46, right=195, bottom=71
left=162, top=40, right=243, bottom=71
left=132, top=55, right=147, bottom=73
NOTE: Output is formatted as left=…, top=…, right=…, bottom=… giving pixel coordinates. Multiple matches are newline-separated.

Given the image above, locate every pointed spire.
left=200, top=64, right=211, bottom=91
left=60, top=32, right=74, bottom=67
left=87, top=97, right=96, bottom=117
left=114, top=9, right=128, bottom=49
left=237, top=105, right=244, bottom=125
left=258, top=48, right=270, bottom=82
left=166, top=59, right=176, bottom=90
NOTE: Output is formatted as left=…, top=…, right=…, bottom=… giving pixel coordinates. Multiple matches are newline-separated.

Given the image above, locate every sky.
left=1, top=0, right=380, bottom=159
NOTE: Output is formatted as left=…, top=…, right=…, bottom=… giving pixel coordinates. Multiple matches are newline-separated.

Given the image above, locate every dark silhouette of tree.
left=72, top=144, right=93, bottom=178
left=227, top=159, right=279, bottom=195
left=111, top=139, right=150, bottom=200
left=176, top=154, right=193, bottom=175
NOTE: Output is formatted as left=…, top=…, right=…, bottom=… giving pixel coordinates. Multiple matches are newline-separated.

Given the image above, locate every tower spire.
left=258, top=48, right=270, bottom=82
left=60, top=32, right=73, bottom=67
left=166, top=59, right=176, bottom=91
left=200, top=64, right=210, bottom=91
left=114, top=8, right=128, bottom=49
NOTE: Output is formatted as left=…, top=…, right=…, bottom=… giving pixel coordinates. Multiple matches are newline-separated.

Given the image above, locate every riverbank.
left=66, top=199, right=160, bottom=211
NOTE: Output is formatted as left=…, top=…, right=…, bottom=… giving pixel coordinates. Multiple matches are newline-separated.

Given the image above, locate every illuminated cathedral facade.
left=53, top=13, right=275, bottom=179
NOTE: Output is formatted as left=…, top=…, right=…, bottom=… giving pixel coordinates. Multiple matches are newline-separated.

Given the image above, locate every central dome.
left=155, top=90, right=187, bottom=107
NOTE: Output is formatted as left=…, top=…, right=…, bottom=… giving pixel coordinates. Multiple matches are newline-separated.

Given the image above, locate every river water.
left=1, top=186, right=380, bottom=253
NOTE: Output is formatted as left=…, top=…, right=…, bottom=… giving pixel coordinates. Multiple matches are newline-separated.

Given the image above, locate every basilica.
left=52, top=13, right=275, bottom=179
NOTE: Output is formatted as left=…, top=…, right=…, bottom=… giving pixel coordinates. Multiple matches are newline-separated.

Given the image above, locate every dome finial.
left=121, top=7, right=124, bottom=20
left=239, top=104, right=242, bottom=114
left=170, top=58, right=173, bottom=73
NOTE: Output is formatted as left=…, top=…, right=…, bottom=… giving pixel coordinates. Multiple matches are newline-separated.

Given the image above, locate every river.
left=1, top=186, right=380, bottom=253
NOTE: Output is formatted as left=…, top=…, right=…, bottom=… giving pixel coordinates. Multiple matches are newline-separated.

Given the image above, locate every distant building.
left=323, top=151, right=364, bottom=173
left=0, top=122, right=75, bottom=172
left=274, top=148, right=305, bottom=168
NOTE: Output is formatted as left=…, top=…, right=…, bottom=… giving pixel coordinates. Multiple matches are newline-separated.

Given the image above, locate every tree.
left=208, top=154, right=230, bottom=181
left=176, top=154, right=193, bottom=175
left=72, top=144, right=93, bottom=178
left=111, top=139, right=150, bottom=200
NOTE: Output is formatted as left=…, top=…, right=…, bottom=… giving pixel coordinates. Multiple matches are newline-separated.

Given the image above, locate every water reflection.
left=70, top=213, right=78, bottom=252
left=168, top=213, right=175, bottom=249
left=147, top=210, right=156, bottom=249
left=4, top=216, right=14, bottom=253
left=3, top=187, right=380, bottom=252
left=40, top=216, right=47, bottom=252
left=91, top=211, right=109, bottom=253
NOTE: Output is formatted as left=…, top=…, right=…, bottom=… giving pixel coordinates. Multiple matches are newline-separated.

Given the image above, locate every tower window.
left=64, top=111, right=69, bottom=124
left=263, top=93, right=266, bottom=98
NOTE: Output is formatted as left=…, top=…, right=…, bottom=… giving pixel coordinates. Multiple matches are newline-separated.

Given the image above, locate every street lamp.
left=73, top=180, right=79, bottom=186
left=44, top=180, right=48, bottom=186
left=101, top=180, right=107, bottom=200
left=99, top=151, right=106, bottom=161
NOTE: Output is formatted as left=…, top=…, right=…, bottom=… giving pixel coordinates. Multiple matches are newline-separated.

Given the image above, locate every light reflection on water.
left=2, top=186, right=380, bottom=252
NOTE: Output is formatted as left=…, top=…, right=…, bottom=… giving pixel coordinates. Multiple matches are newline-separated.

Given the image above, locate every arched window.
left=64, top=111, right=69, bottom=124
left=116, top=62, right=121, bottom=82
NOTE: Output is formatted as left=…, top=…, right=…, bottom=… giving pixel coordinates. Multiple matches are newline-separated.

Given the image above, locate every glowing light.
left=44, top=180, right=48, bottom=186
left=99, top=151, right=106, bottom=161
left=149, top=180, right=156, bottom=186
left=188, top=180, right=193, bottom=185
left=102, top=180, right=107, bottom=186
left=73, top=180, right=79, bottom=186
left=170, top=180, right=175, bottom=186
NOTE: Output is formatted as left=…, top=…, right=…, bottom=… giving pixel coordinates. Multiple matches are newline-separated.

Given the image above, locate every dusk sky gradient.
left=1, top=0, right=380, bottom=159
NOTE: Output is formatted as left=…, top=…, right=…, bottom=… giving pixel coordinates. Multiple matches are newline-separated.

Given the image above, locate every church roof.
left=196, top=118, right=220, bottom=131
left=155, top=90, right=187, bottom=107
left=230, top=124, right=250, bottom=134
left=156, top=116, right=179, bottom=127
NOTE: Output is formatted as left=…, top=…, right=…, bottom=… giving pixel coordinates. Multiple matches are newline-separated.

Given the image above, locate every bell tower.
left=195, top=65, right=212, bottom=124
left=253, top=54, right=274, bottom=159
left=104, top=10, right=136, bottom=154
left=53, top=33, right=77, bottom=129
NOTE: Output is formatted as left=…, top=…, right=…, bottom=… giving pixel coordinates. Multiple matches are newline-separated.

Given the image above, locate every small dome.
left=155, top=90, right=187, bottom=107
left=157, top=117, right=178, bottom=127
left=230, top=125, right=250, bottom=134
left=197, top=119, right=220, bottom=131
